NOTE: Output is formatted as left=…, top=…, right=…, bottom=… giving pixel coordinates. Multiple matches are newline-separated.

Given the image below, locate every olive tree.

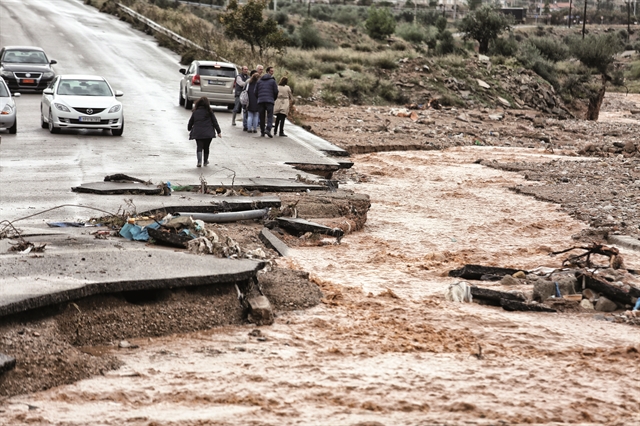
left=219, top=0, right=288, bottom=56
left=365, top=7, right=396, bottom=40
left=571, top=33, right=623, bottom=120
left=458, top=5, right=513, bottom=54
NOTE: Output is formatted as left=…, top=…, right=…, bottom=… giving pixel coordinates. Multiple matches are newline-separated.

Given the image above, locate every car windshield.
left=199, top=66, right=235, bottom=78
left=3, top=50, right=48, bottom=64
left=57, top=80, right=112, bottom=96
left=0, top=83, right=8, bottom=97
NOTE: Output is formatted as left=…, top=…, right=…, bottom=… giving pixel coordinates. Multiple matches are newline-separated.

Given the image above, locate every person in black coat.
left=188, top=97, right=221, bottom=167
left=255, top=66, right=279, bottom=138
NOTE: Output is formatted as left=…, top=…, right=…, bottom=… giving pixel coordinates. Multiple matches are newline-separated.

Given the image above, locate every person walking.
left=245, top=71, right=260, bottom=133
left=187, top=97, right=221, bottom=167
left=232, top=65, right=249, bottom=129
left=273, top=76, right=294, bottom=137
left=255, top=66, right=278, bottom=138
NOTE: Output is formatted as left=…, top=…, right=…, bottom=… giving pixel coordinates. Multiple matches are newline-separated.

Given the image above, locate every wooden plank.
left=580, top=272, right=635, bottom=306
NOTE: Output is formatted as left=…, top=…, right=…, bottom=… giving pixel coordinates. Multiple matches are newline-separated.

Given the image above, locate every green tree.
left=298, top=19, right=324, bottom=49
left=458, top=5, right=513, bottom=54
left=365, top=7, right=396, bottom=40
left=467, top=0, right=483, bottom=11
left=571, top=33, right=623, bottom=120
left=219, top=0, right=288, bottom=55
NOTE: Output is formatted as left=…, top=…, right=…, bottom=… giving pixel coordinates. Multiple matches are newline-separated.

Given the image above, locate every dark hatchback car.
left=0, top=46, right=57, bottom=92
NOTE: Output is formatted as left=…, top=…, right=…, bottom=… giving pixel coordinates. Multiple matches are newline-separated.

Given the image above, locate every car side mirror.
left=179, top=68, right=186, bottom=75
left=114, top=90, right=123, bottom=97
left=13, top=92, right=20, bottom=97
left=50, top=60, right=57, bottom=65
left=43, top=88, right=53, bottom=95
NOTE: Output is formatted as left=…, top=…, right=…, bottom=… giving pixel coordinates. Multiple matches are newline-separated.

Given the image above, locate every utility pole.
left=582, top=0, right=587, bottom=38
left=568, top=0, right=572, bottom=28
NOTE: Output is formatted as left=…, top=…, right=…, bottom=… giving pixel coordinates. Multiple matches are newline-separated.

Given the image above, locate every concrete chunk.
left=0, top=353, right=16, bottom=374
left=277, top=217, right=344, bottom=238
left=248, top=295, right=274, bottom=325
left=595, top=296, right=618, bottom=312
left=259, top=228, right=290, bottom=257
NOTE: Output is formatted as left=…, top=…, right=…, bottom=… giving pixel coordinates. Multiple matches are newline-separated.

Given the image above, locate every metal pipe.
left=175, top=209, right=268, bottom=223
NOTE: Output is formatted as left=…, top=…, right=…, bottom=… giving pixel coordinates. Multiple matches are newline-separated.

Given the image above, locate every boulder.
left=595, top=296, right=618, bottom=312
left=248, top=295, right=274, bottom=325
left=580, top=299, right=595, bottom=310
left=501, top=275, right=521, bottom=286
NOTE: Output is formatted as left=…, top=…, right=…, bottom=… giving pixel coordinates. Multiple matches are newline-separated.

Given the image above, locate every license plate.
left=79, top=116, right=100, bottom=123
left=22, top=79, right=34, bottom=84
left=207, top=80, right=225, bottom=85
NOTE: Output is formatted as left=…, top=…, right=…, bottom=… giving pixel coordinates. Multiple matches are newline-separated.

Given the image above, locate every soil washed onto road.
left=1, top=93, right=640, bottom=425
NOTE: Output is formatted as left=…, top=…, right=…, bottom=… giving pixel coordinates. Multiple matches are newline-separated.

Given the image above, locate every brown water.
left=2, top=149, right=640, bottom=424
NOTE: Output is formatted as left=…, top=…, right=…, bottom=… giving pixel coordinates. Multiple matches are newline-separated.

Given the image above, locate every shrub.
left=436, top=30, right=455, bottom=55
left=325, top=74, right=376, bottom=103
left=308, top=69, right=323, bottom=79
left=435, top=16, right=447, bottom=33
left=273, top=10, right=288, bottom=26
left=378, top=81, right=407, bottom=103
left=438, top=93, right=464, bottom=107
left=372, top=54, right=398, bottom=69
left=569, top=33, right=624, bottom=74
left=310, top=4, right=332, bottom=21
left=350, top=63, right=363, bottom=72
left=297, top=19, right=324, bottom=50
left=416, top=9, right=440, bottom=26
left=489, top=35, right=518, bottom=56
left=365, top=7, right=396, bottom=40
left=391, top=40, right=409, bottom=51
left=294, top=79, right=315, bottom=98
left=527, top=36, right=569, bottom=62
left=396, top=23, right=429, bottom=43
left=319, top=62, right=338, bottom=74
left=321, top=90, right=339, bottom=104
left=396, top=10, right=415, bottom=23
left=626, top=60, right=640, bottom=80
left=334, top=7, right=360, bottom=26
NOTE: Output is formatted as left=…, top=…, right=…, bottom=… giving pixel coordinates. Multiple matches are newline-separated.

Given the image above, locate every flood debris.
left=8, top=240, right=46, bottom=254
left=247, top=295, right=274, bottom=326
left=444, top=281, right=472, bottom=302
left=448, top=264, right=526, bottom=281
left=174, top=209, right=268, bottom=223
left=551, top=243, right=625, bottom=269
left=259, top=228, right=290, bottom=257
left=103, top=174, right=149, bottom=184
left=469, top=286, right=526, bottom=306
left=275, top=217, right=344, bottom=242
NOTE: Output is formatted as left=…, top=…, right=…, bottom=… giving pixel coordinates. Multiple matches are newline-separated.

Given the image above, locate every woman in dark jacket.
left=245, top=72, right=260, bottom=133
left=188, top=97, right=221, bottom=167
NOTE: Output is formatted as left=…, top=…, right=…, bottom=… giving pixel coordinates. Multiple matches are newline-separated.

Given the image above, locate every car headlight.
left=1, top=104, right=14, bottom=115
left=108, top=105, right=121, bottom=113
left=0, top=69, right=13, bottom=78
left=42, top=71, right=55, bottom=79
left=54, top=103, right=70, bottom=112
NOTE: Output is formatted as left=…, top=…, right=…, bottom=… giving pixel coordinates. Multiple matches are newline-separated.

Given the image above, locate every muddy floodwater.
left=3, top=131, right=640, bottom=423
left=3, top=146, right=640, bottom=425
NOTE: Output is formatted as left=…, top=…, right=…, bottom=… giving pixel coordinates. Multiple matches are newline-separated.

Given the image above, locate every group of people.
left=232, top=64, right=293, bottom=138
left=187, top=64, right=293, bottom=168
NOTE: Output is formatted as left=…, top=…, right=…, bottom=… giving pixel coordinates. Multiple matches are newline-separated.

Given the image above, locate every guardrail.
left=178, top=0, right=224, bottom=9
left=116, top=3, right=229, bottom=62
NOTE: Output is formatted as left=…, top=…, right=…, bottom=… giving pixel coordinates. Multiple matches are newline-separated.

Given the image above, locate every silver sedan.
left=40, top=74, right=124, bottom=136
left=0, top=77, right=19, bottom=134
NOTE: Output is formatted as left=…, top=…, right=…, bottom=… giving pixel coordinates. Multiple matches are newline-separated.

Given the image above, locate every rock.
left=497, top=97, right=511, bottom=107
left=477, top=79, right=490, bottom=89
left=248, top=295, right=274, bottom=325
left=501, top=275, right=520, bottom=286
left=595, top=296, right=618, bottom=312
left=533, top=118, right=545, bottom=128
left=478, top=54, right=490, bottom=62
left=623, top=141, right=637, bottom=153
left=580, top=299, right=595, bottom=310
left=582, top=288, right=598, bottom=302
left=488, top=114, right=503, bottom=121
left=0, top=353, right=16, bottom=374
left=513, top=271, right=526, bottom=279
left=119, top=340, right=131, bottom=348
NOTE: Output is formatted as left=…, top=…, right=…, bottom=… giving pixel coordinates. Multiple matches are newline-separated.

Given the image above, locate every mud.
left=1, top=93, right=640, bottom=425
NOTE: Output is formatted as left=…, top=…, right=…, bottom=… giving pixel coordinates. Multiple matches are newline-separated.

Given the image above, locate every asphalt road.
left=0, top=0, right=339, bottom=225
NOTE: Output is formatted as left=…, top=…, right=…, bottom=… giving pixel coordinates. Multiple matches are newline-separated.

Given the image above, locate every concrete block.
left=580, top=299, right=594, bottom=310
left=259, top=228, right=290, bottom=257
left=533, top=277, right=576, bottom=302
left=248, top=295, right=274, bottom=325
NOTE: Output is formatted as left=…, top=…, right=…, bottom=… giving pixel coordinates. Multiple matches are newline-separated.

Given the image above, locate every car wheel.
left=184, top=91, right=193, bottom=110
left=8, top=118, right=17, bottom=134
left=179, top=89, right=185, bottom=106
left=48, top=110, right=60, bottom=134
left=41, top=108, right=48, bottom=129
left=112, top=119, right=124, bottom=136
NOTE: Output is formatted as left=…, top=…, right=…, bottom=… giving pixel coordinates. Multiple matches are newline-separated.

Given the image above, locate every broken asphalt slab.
left=276, top=217, right=344, bottom=238
left=0, top=232, right=265, bottom=317
left=259, top=228, right=290, bottom=257
left=607, top=235, right=640, bottom=252
left=72, top=178, right=331, bottom=195
left=138, top=195, right=282, bottom=216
